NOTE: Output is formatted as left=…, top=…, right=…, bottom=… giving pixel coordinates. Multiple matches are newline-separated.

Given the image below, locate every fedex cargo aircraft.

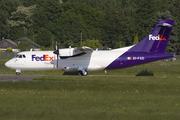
left=5, top=20, right=174, bottom=76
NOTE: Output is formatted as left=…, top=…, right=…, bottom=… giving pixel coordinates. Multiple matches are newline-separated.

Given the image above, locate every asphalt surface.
left=0, top=74, right=45, bottom=82
left=0, top=74, right=136, bottom=82
left=0, top=74, right=86, bottom=82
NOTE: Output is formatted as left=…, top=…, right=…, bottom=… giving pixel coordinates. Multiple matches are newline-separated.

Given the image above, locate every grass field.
left=1, top=58, right=180, bottom=120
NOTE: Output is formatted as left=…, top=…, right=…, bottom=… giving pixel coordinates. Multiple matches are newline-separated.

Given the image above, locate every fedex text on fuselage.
left=32, top=55, right=54, bottom=61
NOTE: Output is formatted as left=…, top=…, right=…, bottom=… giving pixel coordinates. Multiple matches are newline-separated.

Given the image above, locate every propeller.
left=53, top=41, right=59, bottom=68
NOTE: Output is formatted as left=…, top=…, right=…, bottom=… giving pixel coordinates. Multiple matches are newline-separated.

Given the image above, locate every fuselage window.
left=23, top=55, right=26, bottom=58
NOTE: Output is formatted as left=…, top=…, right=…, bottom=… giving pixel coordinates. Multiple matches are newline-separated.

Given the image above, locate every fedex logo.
left=32, top=55, right=54, bottom=61
left=149, top=34, right=166, bottom=40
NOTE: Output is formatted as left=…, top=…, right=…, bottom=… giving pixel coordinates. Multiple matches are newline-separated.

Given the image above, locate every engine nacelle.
left=59, top=47, right=83, bottom=57
left=59, top=48, right=72, bottom=57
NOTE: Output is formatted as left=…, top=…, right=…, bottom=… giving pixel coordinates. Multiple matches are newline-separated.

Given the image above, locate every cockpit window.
left=15, top=54, right=19, bottom=58
left=19, top=55, right=22, bottom=58
left=15, top=54, right=26, bottom=58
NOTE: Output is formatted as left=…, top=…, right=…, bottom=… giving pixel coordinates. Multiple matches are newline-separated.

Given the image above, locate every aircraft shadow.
left=63, top=72, right=79, bottom=75
left=136, top=69, right=154, bottom=76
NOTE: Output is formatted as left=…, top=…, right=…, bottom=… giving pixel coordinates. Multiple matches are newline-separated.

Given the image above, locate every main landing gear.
left=78, top=69, right=88, bottom=76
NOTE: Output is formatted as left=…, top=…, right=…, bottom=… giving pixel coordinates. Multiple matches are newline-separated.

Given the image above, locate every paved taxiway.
left=0, top=74, right=136, bottom=82
left=0, top=74, right=86, bottom=82
left=0, top=74, right=46, bottom=82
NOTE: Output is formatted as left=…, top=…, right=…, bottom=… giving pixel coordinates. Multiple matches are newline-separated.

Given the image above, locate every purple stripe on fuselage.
left=105, top=52, right=174, bottom=70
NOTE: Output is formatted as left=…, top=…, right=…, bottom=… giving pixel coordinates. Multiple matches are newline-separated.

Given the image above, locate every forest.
left=0, top=0, right=180, bottom=53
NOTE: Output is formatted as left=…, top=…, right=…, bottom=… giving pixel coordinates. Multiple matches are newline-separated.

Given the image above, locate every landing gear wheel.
left=83, top=71, right=88, bottom=76
left=16, top=69, right=21, bottom=75
left=16, top=72, right=20, bottom=75
left=79, top=70, right=88, bottom=76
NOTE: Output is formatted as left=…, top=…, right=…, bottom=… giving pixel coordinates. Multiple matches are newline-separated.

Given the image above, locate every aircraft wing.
left=60, top=46, right=93, bottom=59
left=74, top=46, right=93, bottom=54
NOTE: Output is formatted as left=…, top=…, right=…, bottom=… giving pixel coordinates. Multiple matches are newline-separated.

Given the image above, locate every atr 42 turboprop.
left=5, top=20, right=175, bottom=76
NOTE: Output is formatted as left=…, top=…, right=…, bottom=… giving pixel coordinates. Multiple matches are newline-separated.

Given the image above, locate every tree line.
left=0, top=0, right=180, bottom=53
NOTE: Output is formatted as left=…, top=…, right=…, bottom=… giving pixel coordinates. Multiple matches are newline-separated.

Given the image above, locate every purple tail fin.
left=105, top=20, right=174, bottom=70
left=128, top=20, right=174, bottom=53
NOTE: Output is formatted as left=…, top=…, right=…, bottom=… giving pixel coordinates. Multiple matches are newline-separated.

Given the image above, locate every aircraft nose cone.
left=5, top=61, right=11, bottom=68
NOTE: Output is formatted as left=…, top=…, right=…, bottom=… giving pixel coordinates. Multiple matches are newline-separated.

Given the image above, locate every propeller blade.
left=56, top=41, right=58, bottom=67
left=53, top=41, right=59, bottom=68
left=57, top=54, right=58, bottom=68
left=55, top=41, right=58, bottom=50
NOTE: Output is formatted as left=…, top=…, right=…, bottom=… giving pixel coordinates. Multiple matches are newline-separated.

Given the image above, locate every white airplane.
left=5, top=20, right=174, bottom=76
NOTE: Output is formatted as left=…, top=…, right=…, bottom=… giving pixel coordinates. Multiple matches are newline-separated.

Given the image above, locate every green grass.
left=1, top=77, right=180, bottom=120
left=1, top=58, right=180, bottom=119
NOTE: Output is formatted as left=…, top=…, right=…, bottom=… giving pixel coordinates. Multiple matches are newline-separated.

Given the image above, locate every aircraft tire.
left=83, top=71, right=88, bottom=76
left=79, top=70, right=88, bottom=76
left=16, top=72, right=20, bottom=75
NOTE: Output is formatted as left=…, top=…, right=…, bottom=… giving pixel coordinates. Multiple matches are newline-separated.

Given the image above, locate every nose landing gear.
left=16, top=69, right=21, bottom=75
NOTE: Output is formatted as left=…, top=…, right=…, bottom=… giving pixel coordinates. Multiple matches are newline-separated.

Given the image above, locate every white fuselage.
left=5, top=46, right=133, bottom=72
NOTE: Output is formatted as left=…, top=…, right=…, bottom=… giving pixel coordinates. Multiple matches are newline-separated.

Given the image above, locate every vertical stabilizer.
left=128, top=20, right=174, bottom=53
left=105, top=20, right=175, bottom=70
